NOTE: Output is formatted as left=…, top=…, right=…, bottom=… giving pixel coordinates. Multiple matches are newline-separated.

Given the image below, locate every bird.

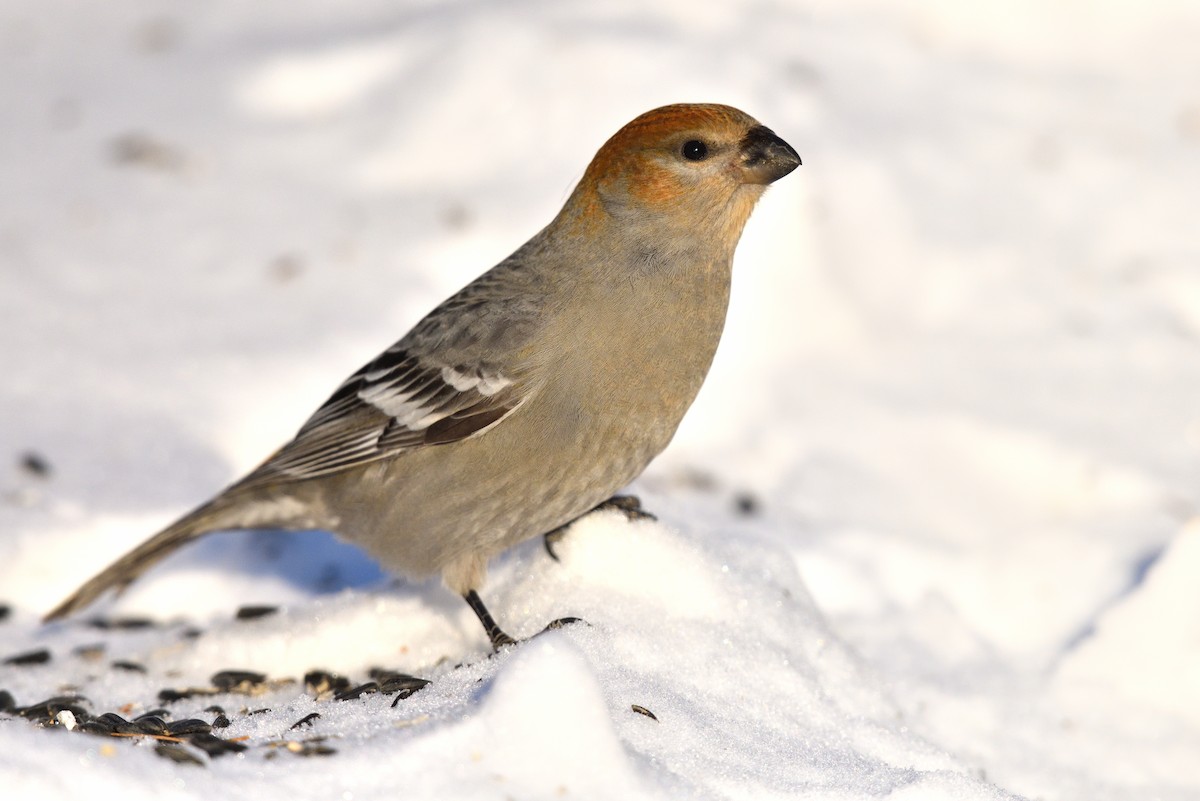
left=43, top=103, right=801, bottom=649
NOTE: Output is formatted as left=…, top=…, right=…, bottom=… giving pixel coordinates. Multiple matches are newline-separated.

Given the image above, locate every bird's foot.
left=491, top=617, right=587, bottom=651
left=597, top=494, right=657, bottom=522
left=543, top=494, right=657, bottom=561
left=464, top=590, right=584, bottom=652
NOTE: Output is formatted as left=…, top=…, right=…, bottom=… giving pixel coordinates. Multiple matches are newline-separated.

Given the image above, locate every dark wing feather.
left=244, top=345, right=530, bottom=486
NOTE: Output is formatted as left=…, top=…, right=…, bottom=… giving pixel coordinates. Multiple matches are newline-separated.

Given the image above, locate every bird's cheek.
left=625, top=167, right=689, bottom=212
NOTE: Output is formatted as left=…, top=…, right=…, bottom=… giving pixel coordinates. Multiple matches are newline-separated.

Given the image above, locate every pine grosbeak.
left=45, top=103, right=801, bottom=648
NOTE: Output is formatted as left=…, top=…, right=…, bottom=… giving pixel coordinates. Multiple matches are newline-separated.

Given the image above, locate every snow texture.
left=2, top=1, right=1199, bottom=799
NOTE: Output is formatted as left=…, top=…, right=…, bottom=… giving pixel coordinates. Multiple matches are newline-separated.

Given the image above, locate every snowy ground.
left=2, top=1, right=1199, bottom=799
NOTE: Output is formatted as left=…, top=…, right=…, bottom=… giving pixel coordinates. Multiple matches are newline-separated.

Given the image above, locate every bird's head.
left=557, top=103, right=800, bottom=261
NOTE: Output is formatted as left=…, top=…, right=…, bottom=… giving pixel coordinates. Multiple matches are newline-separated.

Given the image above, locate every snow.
left=2, top=1, right=1198, bottom=799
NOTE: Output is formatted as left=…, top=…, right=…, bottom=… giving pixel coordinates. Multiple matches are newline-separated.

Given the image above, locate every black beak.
left=739, top=125, right=801, bottom=185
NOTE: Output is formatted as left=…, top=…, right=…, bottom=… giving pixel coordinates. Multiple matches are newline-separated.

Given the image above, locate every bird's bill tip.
left=739, top=125, right=801, bottom=185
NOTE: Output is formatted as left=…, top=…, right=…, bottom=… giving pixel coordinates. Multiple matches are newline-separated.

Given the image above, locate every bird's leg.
left=543, top=494, right=657, bottom=561
left=463, top=589, right=517, bottom=650
left=462, top=590, right=584, bottom=652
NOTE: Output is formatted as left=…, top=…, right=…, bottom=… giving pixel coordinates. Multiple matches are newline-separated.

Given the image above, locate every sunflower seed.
left=631, top=704, right=658, bottom=721
left=4, top=648, right=51, bottom=666
left=188, top=732, right=247, bottom=757
left=18, top=696, right=89, bottom=723
left=384, top=677, right=429, bottom=697
left=304, top=669, right=351, bottom=697
left=19, top=451, right=51, bottom=478
left=134, top=716, right=170, bottom=735
left=155, top=743, right=205, bottom=766
left=167, top=718, right=212, bottom=736
left=87, top=617, right=155, bottom=631
left=87, top=712, right=143, bottom=735
left=211, top=670, right=267, bottom=693
left=290, top=712, right=320, bottom=730
left=234, top=605, right=278, bottom=621
left=733, top=491, right=761, bottom=517
left=73, top=644, right=106, bottom=661
left=334, top=682, right=378, bottom=701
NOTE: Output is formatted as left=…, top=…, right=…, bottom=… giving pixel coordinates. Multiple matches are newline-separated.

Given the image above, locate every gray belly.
left=313, top=382, right=677, bottom=579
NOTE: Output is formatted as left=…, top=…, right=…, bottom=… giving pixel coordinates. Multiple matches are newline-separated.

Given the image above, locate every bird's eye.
left=681, top=140, right=708, bottom=161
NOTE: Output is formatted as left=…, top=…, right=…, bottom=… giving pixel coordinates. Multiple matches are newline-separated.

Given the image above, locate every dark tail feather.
left=42, top=494, right=260, bottom=622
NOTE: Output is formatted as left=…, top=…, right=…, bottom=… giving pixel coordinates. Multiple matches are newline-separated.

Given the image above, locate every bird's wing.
left=243, top=264, right=545, bottom=486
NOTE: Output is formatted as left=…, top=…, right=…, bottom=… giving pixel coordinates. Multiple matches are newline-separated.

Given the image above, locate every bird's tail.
left=42, top=491, right=273, bottom=622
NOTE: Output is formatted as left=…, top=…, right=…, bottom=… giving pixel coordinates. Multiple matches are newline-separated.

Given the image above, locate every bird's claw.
left=540, top=616, right=585, bottom=634
left=543, top=495, right=656, bottom=561
left=488, top=617, right=586, bottom=652
left=601, top=495, right=657, bottom=522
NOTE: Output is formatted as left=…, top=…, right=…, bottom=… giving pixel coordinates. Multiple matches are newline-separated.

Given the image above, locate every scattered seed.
left=733, top=491, right=761, bottom=517
left=290, top=713, right=320, bottom=730
left=111, top=660, right=147, bottom=673
left=158, top=688, right=206, bottom=703
left=211, top=713, right=231, bottom=729
left=372, top=671, right=431, bottom=699
left=167, top=718, right=212, bottom=736
left=94, top=712, right=133, bottom=728
left=631, top=704, right=658, bottom=721
left=264, top=737, right=334, bottom=757
left=4, top=648, right=51, bottom=666
left=0, top=690, right=14, bottom=713
left=211, top=670, right=267, bottom=693
left=234, top=605, right=278, bottom=621
left=19, top=451, right=51, bottom=478
left=247, top=708, right=271, bottom=716
left=134, top=716, right=170, bottom=735
left=334, top=682, right=379, bottom=701
left=73, top=644, right=106, bottom=661
left=155, top=743, right=205, bottom=766
left=304, top=669, right=351, bottom=698
left=0, top=604, right=11, bottom=622
left=87, top=617, right=156, bottom=631
left=180, top=627, right=204, bottom=640
left=188, top=732, right=247, bottom=757
left=90, top=712, right=145, bottom=735
left=17, top=696, right=89, bottom=724
left=79, top=721, right=113, bottom=735
left=110, top=731, right=183, bottom=743
left=204, top=705, right=225, bottom=715
left=110, top=131, right=187, bottom=173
